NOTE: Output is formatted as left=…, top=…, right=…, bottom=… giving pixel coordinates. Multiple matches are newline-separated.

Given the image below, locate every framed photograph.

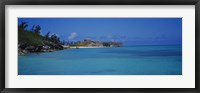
left=0, top=0, right=200, bottom=93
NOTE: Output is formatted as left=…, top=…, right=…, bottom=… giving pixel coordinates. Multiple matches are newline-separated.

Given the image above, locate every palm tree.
left=19, top=21, right=28, bottom=30
left=50, top=34, right=60, bottom=44
left=45, top=32, right=50, bottom=39
left=34, top=25, right=41, bottom=35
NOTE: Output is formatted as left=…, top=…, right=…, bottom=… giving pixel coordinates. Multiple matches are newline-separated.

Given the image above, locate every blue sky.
left=18, top=18, right=182, bottom=46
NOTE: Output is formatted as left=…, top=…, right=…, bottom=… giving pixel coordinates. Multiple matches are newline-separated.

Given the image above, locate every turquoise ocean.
left=18, top=45, right=182, bottom=75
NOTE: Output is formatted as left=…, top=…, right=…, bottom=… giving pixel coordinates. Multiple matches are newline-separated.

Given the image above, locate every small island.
left=18, top=22, right=122, bottom=55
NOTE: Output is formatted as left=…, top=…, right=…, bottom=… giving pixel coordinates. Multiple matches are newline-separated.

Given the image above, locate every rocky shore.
left=18, top=22, right=123, bottom=56
left=18, top=43, right=69, bottom=55
left=18, top=39, right=123, bottom=55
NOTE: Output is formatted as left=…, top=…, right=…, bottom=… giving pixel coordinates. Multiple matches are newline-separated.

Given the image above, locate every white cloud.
left=68, top=32, right=77, bottom=40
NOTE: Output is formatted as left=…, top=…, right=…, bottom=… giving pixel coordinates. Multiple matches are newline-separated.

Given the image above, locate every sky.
left=18, top=18, right=182, bottom=46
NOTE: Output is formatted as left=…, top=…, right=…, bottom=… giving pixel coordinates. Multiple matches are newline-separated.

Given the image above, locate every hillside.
left=18, top=28, right=52, bottom=46
left=18, top=28, right=65, bottom=55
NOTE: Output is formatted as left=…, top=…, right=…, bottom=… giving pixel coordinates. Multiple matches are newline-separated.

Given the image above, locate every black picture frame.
left=0, top=0, right=200, bottom=93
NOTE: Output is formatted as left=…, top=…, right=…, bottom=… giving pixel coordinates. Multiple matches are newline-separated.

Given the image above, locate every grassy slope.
left=18, top=28, right=51, bottom=46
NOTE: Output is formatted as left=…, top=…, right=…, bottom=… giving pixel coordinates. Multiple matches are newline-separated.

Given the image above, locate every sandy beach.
left=70, top=46, right=106, bottom=48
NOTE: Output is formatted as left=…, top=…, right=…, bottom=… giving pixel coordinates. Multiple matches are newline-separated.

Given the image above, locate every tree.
left=60, top=40, right=65, bottom=45
left=34, top=25, right=41, bottom=35
left=29, top=25, right=42, bottom=34
left=19, top=22, right=28, bottom=30
left=50, top=34, right=60, bottom=44
left=45, top=32, right=50, bottom=39
left=30, top=25, right=35, bottom=32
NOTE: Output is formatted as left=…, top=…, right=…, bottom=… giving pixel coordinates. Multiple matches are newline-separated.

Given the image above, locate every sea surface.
left=18, top=45, right=182, bottom=75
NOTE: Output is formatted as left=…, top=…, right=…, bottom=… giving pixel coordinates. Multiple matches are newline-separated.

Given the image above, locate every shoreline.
left=18, top=46, right=117, bottom=56
left=69, top=46, right=108, bottom=49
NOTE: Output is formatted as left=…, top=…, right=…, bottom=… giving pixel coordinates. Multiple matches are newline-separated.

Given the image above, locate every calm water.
left=18, top=45, right=182, bottom=75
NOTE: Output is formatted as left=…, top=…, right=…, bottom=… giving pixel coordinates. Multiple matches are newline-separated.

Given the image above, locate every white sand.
left=70, top=46, right=106, bottom=48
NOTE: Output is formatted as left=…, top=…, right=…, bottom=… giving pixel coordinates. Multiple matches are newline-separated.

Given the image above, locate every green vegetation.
left=18, top=27, right=51, bottom=46
left=70, top=41, right=88, bottom=46
left=18, top=21, right=61, bottom=46
left=18, top=21, right=122, bottom=55
left=18, top=22, right=64, bottom=55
